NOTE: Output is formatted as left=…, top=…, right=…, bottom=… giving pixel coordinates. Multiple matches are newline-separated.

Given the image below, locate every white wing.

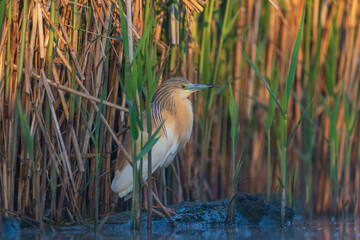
left=111, top=127, right=179, bottom=198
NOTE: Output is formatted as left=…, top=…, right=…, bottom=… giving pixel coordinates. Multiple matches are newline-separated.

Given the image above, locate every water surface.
left=5, top=217, right=360, bottom=240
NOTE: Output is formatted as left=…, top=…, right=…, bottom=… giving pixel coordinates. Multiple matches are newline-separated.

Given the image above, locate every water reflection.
left=11, top=218, right=360, bottom=240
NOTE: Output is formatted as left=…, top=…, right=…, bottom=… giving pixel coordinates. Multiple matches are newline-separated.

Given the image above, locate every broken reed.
left=0, top=0, right=360, bottom=227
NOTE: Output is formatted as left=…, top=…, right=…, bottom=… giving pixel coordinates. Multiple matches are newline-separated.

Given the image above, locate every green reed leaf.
left=287, top=99, right=312, bottom=147
left=242, top=48, right=285, bottom=118
left=283, top=5, right=305, bottom=110
left=136, top=123, right=163, bottom=161
left=0, top=0, right=5, bottom=31
left=16, top=97, right=34, bottom=161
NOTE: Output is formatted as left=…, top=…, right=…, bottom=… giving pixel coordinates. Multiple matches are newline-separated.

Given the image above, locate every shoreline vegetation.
left=0, top=0, right=359, bottom=229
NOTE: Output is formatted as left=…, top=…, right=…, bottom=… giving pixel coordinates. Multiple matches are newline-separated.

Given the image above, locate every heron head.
left=164, top=77, right=219, bottom=98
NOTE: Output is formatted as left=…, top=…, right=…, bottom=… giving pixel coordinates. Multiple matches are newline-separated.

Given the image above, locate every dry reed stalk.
left=247, top=0, right=261, bottom=192
left=110, top=0, right=141, bottom=40
left=53, top=43, right=73, bottom=72
left=356, top=131, right=360, bottom=216
left=348, top=23, right=360, bottom=96
left=37, top=1, right=45, bottom=62
left=57, top=15, right=86, bottom=81
left=210, top=119, right=219, bottom=199
left=88, top=143, right=95, bottom=217
left=234, top=7, right=244, bottom=103
left=245, top=0, right=260, bottom=118
left=0, top=24, right=9, bottom=54
left=64, top=0, right=88, bottom=8
left=51, top=65, right=84, bottom=175
left=133, top=0, right=139, bottom=31
left=40, top=70, right=76, bottom=188
left=47, top=79, right=128, bottom=112
left=126, top=0, right=133, bottom=63
left=185, top=33, right=194, bottom=201
left=311, top=0, right=319, bottom=55
left=154, top=0, right=165, bottom=40
left=103, top=63, right=119, bottom=214
left=26, top=1, right=38, bottom=94
left=155, top=40, right=168, bottom=83
left=0, top=34, right=7, bottom=124
left=183, top=0, right=204, bottom=13
left=17, top=150, right=24, bottom=214
left=170, top=3, right=177, bottom=45
left=318, top=4, right=337, bottom=66
left=176, top=158, right=183, bottom=202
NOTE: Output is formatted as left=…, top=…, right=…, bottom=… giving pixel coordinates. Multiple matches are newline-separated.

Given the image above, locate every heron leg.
left=142, top=179, right=182, bottom=217
left=151, top=179, right=182, bottom=217
left=143, top=184, right=165, bottom=218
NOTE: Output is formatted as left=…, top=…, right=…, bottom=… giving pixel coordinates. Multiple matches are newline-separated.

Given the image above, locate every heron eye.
left=181, top=85, right=186, bottom=89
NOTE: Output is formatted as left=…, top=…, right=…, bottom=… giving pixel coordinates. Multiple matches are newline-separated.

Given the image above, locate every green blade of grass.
left=329, top=88, right=342, bottom=142
left=266, top=71, right=279, bottom=128
left=126, top=100, right=142, bottom=129
left=286, top=99, right=312, bottom=147
left=16, top=97, right=34, bottom=160
left=223, top=9, right=240, bottom=41
left=118, top=0, right=136, bottom=102
left=145, top=48, right=155, bottom=94
left=4, top=0, right=12, bottom=102
left=0, top=0, right=5, bottom=32
left=229, top=84, right=238, bottom=141
left=17, top=0, right=28, bottom=85
left=344, top=96, right=350, bottom=131
left=131, top=57, right=139, bottom=100
left=242, top=48, right=285, bottom=118
left=325, top=23, right=336, bottom=97
left=79, top=107, right=96, bottom=145
left=135, top=123, right=163, bottom=161
left=231, top=150, right=244, bottom=188
left=343, top=96, right=356, bottom=134
left=283, top=5, right=305, bottom=110
left=118, top=1, right=129, bottom=57
left=133, top=17, right=154, bottom=60
left=128, top=104, right=139, bottom=140
left=276, top=175, right=285, bottom=188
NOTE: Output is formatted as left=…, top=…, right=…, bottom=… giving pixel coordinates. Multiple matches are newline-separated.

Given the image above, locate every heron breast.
left=174, top=98, right=193, bottom=149
left=157, top=98, right=193, bottom=168
left=157, top=127, right=179, bottom=168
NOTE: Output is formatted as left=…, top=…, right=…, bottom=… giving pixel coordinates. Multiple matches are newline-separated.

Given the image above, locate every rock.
left=236, top=193, right=266, bottom=222
left=263, top=198, right=294, bottom=224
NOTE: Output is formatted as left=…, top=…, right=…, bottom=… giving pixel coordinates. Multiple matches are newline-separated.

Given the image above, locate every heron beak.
left=187, top=84, right=220, bottom=92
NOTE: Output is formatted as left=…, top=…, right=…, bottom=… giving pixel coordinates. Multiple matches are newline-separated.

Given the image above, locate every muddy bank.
left=107, top=193, right=294, bottom=227
left=2, top=194, right=294, bottom=239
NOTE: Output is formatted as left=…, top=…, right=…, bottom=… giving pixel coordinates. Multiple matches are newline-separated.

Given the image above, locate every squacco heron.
left=111, top=77, right=218, bottom=199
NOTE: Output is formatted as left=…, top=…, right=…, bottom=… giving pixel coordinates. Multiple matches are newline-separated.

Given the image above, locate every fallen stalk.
left=46, top=79, right=128, bottom=112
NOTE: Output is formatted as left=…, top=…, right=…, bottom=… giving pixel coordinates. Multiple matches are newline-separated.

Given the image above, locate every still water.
left=4, top=217, right=360, bottom=240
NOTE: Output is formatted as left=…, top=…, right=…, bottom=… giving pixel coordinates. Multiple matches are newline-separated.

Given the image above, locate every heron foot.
left=143, top=205, right=166, bottom=218
left=153, top=206, right=182, bottom=218
left=142, top=205, right=182, bottom=218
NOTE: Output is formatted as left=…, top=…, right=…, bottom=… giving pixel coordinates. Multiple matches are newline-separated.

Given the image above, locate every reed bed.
left=0, top=0, right=359, bottom=227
